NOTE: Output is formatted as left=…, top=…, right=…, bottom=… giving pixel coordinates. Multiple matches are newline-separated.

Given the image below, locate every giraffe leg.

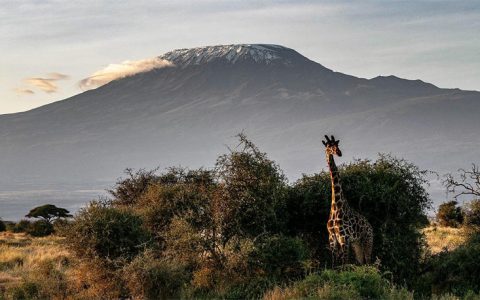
left=363, top=233, right=373, bottom=264
left=351, top=241, right=365, bottom=265
left=340, top=242, right=349, bottom=265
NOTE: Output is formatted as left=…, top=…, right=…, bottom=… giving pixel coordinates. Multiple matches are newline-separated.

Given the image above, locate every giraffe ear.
left=322, top=140, right=327, bottom=146
left=331, top=135, right=335, bottom=142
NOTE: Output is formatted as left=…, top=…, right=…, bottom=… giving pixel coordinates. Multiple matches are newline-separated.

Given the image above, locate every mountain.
left=1, top=44, right=479, bottom=219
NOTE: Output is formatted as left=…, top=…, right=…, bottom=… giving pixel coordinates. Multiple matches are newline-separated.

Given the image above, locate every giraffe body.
left=323, top=135, right=373, bottom=265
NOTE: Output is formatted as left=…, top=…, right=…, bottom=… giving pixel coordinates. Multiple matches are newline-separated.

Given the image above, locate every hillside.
left=0, top=44, right=479, bottom=219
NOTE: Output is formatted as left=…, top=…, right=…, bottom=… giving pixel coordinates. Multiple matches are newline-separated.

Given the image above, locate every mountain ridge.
left=0, top=44, right=479, bottom=219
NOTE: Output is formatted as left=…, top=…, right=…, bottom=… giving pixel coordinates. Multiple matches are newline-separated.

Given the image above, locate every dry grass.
left=423, top=225, right=469, bottom=254
left=0, top=232, right=72, bottom=298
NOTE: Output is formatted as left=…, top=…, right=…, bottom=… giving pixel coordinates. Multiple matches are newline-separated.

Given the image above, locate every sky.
left=1, top=0, right=479, bottom=114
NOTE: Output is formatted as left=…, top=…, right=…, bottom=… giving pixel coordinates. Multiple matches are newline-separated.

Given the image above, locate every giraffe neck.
left=326, top=153, right=348, bottom=213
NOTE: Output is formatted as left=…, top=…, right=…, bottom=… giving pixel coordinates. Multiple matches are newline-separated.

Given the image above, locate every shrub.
left=133, top=169, right=215, bottom=243
left=425, top=232, right=480, bottom=297
left=26, top=220, right=54, bottom=237
left=225, top=277, right=276, bottom=300
left=249, top=235, right=308, bottom=279
left=263, top=266, right=413, bottom=300
left=215, top=133, right=289, bottom=242
left=437, top=201, right=464, bottom=227
left=69, top=258, right=128, bottom=299
left=109, top=168, right=159, bottom=207
left=464, top=199, right=480, bottom=229
left=0, top=219, right=6, bottom=232
left=11, top=220, right=32, bottom=233
left=123, top=250, right=188, bottom=300
left=287, top=155, right=431, bottom=285
left=7, top=282, right=40, bottom=300
left=23, top=259, right=69, bottom=299
left=65, top=202, right=150, bottom=261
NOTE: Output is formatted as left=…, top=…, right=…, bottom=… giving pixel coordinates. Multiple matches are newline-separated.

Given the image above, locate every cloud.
left=79, top=57, right=174, bottom=90
left=14, top=88, right=35, bottom=95
left=24, top=72, right=70, bottom=93
left=47, top=72, right=70, bottom=80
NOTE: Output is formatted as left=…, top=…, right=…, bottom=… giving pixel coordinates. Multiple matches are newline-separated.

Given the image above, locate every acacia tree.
left=26, top=204, right=72, bottom=224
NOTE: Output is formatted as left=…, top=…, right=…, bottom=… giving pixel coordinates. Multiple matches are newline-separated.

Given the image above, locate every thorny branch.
left=444, top=163, right=480, bottom=199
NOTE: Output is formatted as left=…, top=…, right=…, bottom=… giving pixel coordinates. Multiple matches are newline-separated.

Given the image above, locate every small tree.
left=464, top=199, right=480, bottom=229
left=437, top=201, right=464, bottom=227
left=26, top=204, right=72, bottom=224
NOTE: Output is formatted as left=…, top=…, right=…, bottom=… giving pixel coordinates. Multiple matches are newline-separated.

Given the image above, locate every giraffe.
left=323, top=135, right=373, bottom=265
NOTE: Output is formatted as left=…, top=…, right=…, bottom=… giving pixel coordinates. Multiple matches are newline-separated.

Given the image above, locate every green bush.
left=65, top=202, right=151, bottom=261
left=26, top=220, right=54, bottom=237
left=224, top=277, right=276, bottom=300
left=11, top=220, right=32, bottom=233
left=8, top=282, right=40, bottom=300
left=215, top=133, right=289, bottom=241
left=437, top=200, right=464, bottom=228
left=123, top=250, right=188, bottom=300
left=263, top=266, right=413, bottom=300
left=425, top=232, right=480, bottom=297
left=249, top=234, right=308, bottom=279
left=0, top=219, right=6, bottom=232
left=464, top=199, right=480, bottom=229
left=287, top=155, right=431, bottom=285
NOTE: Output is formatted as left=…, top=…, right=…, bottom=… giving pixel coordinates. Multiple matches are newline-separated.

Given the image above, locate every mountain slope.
left=0, top=44, right=479, bottom=218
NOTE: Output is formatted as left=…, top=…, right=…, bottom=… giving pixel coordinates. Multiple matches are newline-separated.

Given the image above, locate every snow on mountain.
left=160, top=44, right=295, bottom=67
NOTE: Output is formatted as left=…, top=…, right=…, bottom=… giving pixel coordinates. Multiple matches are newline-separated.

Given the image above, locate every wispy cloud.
left=14, top=88, right=35, bottom=95
left=23, top=73, right=70, bottom=94
left=79, top=58, right=173, bottom=90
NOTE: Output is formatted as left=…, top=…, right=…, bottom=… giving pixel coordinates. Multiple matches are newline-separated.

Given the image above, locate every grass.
left=0, top=232, right=72, bottom=298
left=0, top=226, right=473, bottom=299
left=422, top=225, right=469, bottom=254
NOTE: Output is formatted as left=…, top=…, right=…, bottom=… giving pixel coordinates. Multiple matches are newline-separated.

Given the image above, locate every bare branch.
left=444, top=163, right=480, bottom=199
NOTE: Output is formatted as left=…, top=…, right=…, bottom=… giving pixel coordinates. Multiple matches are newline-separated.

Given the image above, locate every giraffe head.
left=322, top=135, right=342, bottom=157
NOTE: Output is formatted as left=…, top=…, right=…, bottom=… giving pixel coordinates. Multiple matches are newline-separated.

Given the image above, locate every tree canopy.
left=26, top=204, right=72, bottom=223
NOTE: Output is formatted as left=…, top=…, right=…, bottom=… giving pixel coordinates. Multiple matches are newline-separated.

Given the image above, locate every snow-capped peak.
left=159, top=44, right=295, bottom=67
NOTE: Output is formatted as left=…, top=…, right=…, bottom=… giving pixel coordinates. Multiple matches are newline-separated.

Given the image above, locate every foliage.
left=11, top=220, right=32, bottom=233
left=7, top=282, right=40, bottom=300
left=64, top=201, right=150, bottom=261
left=132, top=168, right=216, bottom=245
left=248, top=234, right=308, bottom=280
left=437, top=201, right=464, bottom=228
left=25, top=204, right=72, bottom=224
left=215, top=133, right=289, bottom=242
left=123, top=250, right=188, bottom=300
left=263, top=266, right=413, bottom=300
left=287, top=154, right=431, bottom=285
left=464, top=199, right=480, bottom=229
left=423, top=232, right=480, bottom=297
left=26, top=220, right=54, bottom=237
left=58, top=135, right=442, bottom=298
left=109, top=168, right=159, bottom=206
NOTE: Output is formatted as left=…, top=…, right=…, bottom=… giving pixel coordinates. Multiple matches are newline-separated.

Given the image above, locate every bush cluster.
left=61, top=135, right=433, bottom=298
left=436, top=199, right=480, bottom=231
left=264, top=266, right=414, bottom=300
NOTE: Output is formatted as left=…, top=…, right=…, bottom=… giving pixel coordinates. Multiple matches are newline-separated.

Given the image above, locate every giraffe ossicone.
left=323, top=135, right=373, bottom=265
